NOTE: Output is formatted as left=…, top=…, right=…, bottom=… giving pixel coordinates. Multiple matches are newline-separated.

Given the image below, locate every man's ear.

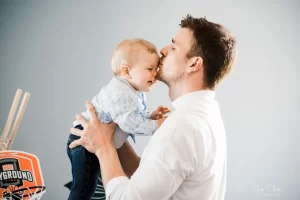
left=187, top=57, right=203, bottom=73
left=120, top=65, right=130, bottom=78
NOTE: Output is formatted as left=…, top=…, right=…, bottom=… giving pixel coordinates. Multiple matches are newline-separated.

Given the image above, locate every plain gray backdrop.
left=0, top=0, right=299, bottom=199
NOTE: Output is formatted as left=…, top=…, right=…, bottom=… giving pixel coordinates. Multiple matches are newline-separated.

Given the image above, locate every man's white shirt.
left=106, top=90, right=227, bottom=200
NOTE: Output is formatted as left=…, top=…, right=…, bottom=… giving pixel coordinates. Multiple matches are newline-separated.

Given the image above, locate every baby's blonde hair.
left=111, top=38, right=158, bottom=76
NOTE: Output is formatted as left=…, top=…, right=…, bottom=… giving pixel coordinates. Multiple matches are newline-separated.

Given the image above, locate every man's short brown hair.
left=180, top=14, right=237, bottom=90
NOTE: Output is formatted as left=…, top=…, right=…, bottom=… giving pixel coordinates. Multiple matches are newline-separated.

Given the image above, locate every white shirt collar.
left=171, top=90, right=215, bottom=110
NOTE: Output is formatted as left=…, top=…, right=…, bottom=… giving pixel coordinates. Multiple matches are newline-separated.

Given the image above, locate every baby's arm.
left=109, top=92, right=157, bottom=135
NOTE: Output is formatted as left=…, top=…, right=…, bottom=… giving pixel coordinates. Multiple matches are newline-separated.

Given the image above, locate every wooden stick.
left=7, top=92, right=31, bottom=150
left=0, top=89, right=23, bottom=151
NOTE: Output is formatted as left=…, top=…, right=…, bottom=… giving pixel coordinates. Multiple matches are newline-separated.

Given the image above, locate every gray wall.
left=0, top=0, right=299, bottom=199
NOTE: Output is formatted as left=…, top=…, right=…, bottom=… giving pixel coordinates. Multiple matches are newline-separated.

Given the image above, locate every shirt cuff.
left=143, top=111, right=151, bottom=119
left=106, top=176, right=129, bottom=199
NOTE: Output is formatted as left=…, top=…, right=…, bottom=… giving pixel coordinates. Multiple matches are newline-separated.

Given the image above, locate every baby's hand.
left=150, top=106, right=170, bottom=120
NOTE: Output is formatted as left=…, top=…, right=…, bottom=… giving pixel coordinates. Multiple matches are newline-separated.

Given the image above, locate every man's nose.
left=160, top=46, right=167, bottom=57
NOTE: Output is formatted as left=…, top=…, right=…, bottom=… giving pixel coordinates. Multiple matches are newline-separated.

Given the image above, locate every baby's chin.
left=141, top=86, right=152, bottom=93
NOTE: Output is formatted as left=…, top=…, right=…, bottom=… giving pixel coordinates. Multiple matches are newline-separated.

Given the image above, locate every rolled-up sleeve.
left=110, top=92, right=157, bottom=135
left=105, top=117, right=198, bottom=200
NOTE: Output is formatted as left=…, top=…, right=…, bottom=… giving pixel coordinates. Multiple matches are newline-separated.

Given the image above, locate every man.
left=69, top=14, right=236, bottom=200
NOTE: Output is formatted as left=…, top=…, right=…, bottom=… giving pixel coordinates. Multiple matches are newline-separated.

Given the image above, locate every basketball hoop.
left=0, top=151, right=46, bottom=200
left=2, top=185, right=46, bottom=200
left=0, top=90, right=46, bottom=199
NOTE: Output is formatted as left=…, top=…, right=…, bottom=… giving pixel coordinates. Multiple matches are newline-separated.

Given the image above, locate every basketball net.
left=2, top=185, right=46, bottom=200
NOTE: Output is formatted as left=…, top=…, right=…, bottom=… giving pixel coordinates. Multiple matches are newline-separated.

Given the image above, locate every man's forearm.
left=96, top=143, right=126, bottom=189
left=117, top=141, right=141, bottom=177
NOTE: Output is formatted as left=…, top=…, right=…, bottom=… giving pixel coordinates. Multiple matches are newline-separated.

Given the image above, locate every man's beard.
left=156, top=70, right=168, bottom=86
left=157, top=70, right=184, bottom=87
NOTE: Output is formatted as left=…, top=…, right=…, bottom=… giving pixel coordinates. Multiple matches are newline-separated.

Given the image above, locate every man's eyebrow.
left=172, top=38, right=179, bottom=46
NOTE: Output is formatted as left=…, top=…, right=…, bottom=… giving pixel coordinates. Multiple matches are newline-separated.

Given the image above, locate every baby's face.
left=128, top=50, right=159, bottom=92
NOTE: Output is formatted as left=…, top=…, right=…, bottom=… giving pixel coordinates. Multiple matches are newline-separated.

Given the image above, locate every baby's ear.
left=120, top=65, right=130, bottom=77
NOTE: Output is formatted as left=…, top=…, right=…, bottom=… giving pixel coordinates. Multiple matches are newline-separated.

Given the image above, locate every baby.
left=66, top=38, right=170, bottom=200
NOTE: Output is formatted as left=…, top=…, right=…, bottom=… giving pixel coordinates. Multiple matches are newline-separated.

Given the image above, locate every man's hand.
left=69, top=101, right=117, bottom=157
left=150, top=106, right=170, bottom=120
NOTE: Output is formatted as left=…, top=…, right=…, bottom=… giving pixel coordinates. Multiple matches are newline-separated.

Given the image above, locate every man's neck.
left=168, top=80, right=206, bottom=101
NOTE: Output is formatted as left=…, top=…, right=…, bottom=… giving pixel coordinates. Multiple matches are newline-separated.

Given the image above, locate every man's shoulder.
left=147, top=114, right=202, bottom=168
left=168, top=112, right=209, bottom=130
left=155, top=114, right=208, bottom=143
